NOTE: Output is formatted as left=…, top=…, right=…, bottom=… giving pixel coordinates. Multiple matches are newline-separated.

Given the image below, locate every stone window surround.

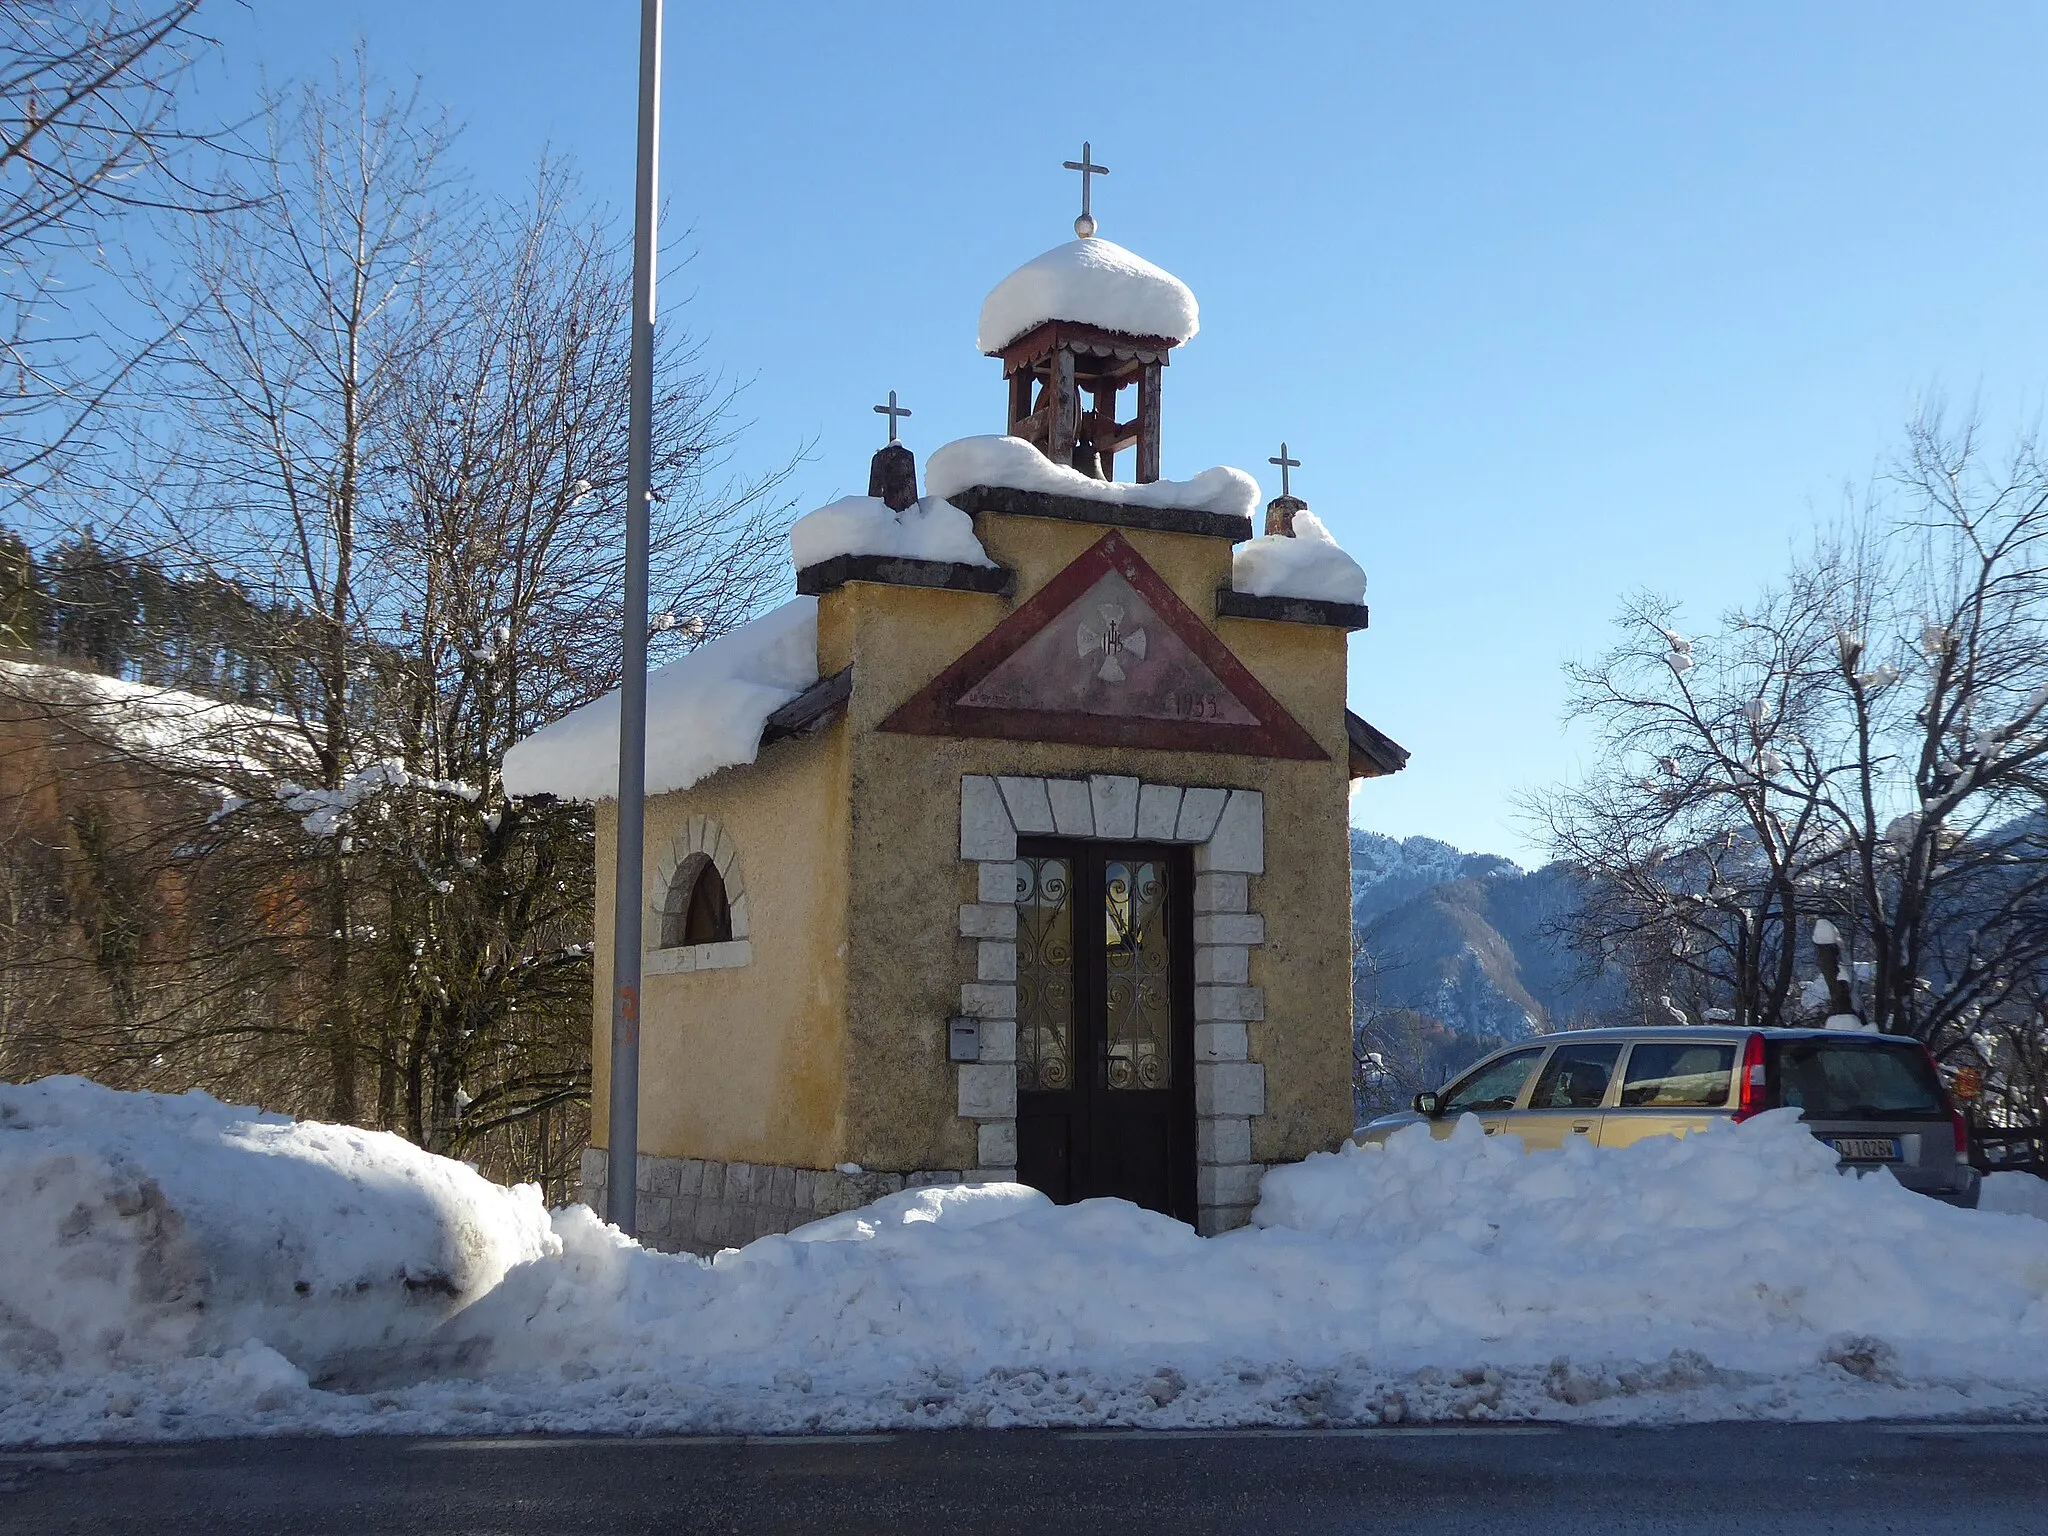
left=956, top=773, right=1269, bottom=1235
left=645, top=813, right=753, bottom=977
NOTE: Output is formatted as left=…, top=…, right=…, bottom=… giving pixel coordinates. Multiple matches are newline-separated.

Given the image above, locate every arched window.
left=647, top=814, right=750, bottom=973
left=660, top=853, right=732, bottom=949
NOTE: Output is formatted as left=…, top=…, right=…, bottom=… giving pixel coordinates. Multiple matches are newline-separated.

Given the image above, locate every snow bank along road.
left=6, top=1077, right=2048, bottom=1446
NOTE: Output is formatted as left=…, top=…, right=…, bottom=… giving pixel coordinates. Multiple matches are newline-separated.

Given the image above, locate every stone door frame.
left=957, top=773, right=1268, bottom=1235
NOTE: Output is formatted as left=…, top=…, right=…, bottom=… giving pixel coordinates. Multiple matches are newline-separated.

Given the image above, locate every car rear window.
left=1619, top=1043, right=1736, bottom=1108
left=1769, top=1038, right=1946, bottom=1120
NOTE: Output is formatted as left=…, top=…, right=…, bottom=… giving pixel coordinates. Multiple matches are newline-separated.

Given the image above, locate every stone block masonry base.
left=578, top=1144, right=1265, bottom=1253
left=579, top=1147, right=996, bottom=1257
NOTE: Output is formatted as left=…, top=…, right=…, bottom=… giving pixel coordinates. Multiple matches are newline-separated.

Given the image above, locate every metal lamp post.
left=607, top=0, right=663, bottom=1236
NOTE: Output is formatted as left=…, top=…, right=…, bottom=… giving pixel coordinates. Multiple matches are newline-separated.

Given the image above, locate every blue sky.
left=195, top=2, right=2048, bottom=862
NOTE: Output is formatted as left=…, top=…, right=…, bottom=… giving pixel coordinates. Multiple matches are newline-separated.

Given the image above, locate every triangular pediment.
left=881, top=532, right=1326, bottom=760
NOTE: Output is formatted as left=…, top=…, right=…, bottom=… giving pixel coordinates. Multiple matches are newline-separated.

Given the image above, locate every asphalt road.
left=3, top=1422, right=2046, bottom=1535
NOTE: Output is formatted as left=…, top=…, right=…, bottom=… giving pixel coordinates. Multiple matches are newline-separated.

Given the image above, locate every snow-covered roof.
left=926, top=435, right=1257, bottom=519
left=789, top=494, right=995, bottom=571
left=1231, top=510, right=1367, bottom=606
left=977, top=238, right=1199, bottom=354
left=501, top=598, right=819, bottom=802
left=0, top=657, right=306, bottom=778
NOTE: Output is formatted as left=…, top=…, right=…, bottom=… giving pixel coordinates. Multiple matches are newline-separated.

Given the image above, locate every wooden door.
left=1012, top=839, right=1196, bottom=1221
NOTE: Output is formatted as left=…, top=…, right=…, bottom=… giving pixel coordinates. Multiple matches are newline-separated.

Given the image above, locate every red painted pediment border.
left=879, top=530, right=1326, bottom=761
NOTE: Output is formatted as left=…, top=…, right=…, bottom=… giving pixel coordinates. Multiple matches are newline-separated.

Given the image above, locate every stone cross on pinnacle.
left=1064, top=142, right=1109, bottom=238
left=873, top=390, right=912, bottom=444
left=1269, top=443, right=1302, bottom=499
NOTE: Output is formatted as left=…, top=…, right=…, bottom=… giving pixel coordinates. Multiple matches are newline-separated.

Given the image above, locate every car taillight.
left=1733, top=1032, right=1768, bottom=1121
left=1921, top=1042, right=1971, bottom=1158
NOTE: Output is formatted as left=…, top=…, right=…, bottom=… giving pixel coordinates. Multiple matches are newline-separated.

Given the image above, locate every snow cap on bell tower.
left=976, top=238, right=1200, bottom=357
left=977, top=143, right=1196, bottom=484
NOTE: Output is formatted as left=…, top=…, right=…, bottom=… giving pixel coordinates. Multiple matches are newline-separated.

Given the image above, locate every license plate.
left=1828, top=1136, right=1901, bottom=1162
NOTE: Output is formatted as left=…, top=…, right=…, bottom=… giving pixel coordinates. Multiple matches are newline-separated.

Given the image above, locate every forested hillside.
left=1350, top=829, right=1626, bottom=1041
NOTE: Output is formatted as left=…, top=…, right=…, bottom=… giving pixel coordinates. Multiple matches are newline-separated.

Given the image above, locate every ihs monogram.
left=1077, top=604, right=1148, bottom=683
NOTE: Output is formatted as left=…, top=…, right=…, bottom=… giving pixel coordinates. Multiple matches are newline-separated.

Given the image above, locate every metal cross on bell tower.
left=989, top=138, right=1175, bottom=483
left=873, top=389, right=912, bottom=443
left=1268, top=443, right=1302, bottom=499
left=1063, top=141, right=1109, bottom=238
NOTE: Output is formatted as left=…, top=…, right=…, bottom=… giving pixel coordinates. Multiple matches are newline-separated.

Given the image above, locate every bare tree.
left=1825, top=422, right=2048, bottom=1051
left=135, top=57, right=457, bottom=1121
left=60, top=60, right=797, bottom=1185
left=324, top=160, right=790, bottom=1167
left=1, top=0, right=230, bottom=501
left=1535, top=581, right=1842, bottom=1030
left=1534, top=418, right=2048, bottom=1096
left=0, top=645, right=310, bottom=1100
left=2, top=47, right=796, bottom=1188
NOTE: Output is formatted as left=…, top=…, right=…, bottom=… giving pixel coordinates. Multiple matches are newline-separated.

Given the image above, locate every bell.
left=1069, top=420, right=1104, bottom=480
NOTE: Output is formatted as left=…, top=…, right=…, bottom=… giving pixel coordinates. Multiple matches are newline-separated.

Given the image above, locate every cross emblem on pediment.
left=880, top=531, right=1328, bottom=763
left=1076, top=603, right=1147, bottom=683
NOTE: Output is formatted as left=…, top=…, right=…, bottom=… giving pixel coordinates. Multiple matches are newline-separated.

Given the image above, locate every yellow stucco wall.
left=825, top=513, right=1357, bottom=1170
left=593, top=501, right=1363, bottom=1176
left=589, top=724, right=851, bottom=1165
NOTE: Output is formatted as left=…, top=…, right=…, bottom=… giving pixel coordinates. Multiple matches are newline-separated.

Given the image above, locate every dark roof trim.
left=947, top=484, right=1253, bottom=543
left=795, top=554, right=1015, bottom=598
left=761, top=666, right=852, bottom=746
left=1346, top=709, right=1410, bottom=779
left=1216, top=589, right=1370, bottom=631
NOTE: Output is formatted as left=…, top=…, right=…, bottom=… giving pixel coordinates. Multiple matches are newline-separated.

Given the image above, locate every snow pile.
left=10, top=1086, right=2048, bottom=1444
left=1983, top=1172, right=2048, bottom=1221
left=787, top=1181, right=1051, bottom=1243
left=0, top=1078, right=555, bottom=1390
left=1251, top=1113, right=2046, bottom=1368
left=1231, top=511, right=1367, bottom=605
left=0, top=657, right=304, bottom=778
left=501, top=598, right=819, bottom=802
left=977, top=238, right=1198, bottom=353
left=789, top=495, right=994, bottom=571
left=927, top=435, right=1259, bottom=520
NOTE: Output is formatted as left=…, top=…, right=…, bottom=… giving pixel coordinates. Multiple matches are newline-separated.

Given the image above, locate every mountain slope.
left=1350, top=830, right=1625, bottom=1039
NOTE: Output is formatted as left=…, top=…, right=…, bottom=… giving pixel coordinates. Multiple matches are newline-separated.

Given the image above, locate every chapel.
left=505, top=170, right=1408, bottom=1253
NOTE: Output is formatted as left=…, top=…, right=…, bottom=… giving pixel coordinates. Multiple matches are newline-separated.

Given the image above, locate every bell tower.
left=978, top=143, right=1196, bottom=484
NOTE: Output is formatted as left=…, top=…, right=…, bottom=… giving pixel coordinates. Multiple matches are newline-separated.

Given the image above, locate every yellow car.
left=1355, top=1026, right=1980, bottom=1207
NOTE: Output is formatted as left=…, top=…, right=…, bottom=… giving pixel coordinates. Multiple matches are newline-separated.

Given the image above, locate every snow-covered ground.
left=0, top=657, right=306, bottom=779
left=7, top=1076, right=2048, bottom=1447
left=1984, top=1170, right=2048, bottom=1221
